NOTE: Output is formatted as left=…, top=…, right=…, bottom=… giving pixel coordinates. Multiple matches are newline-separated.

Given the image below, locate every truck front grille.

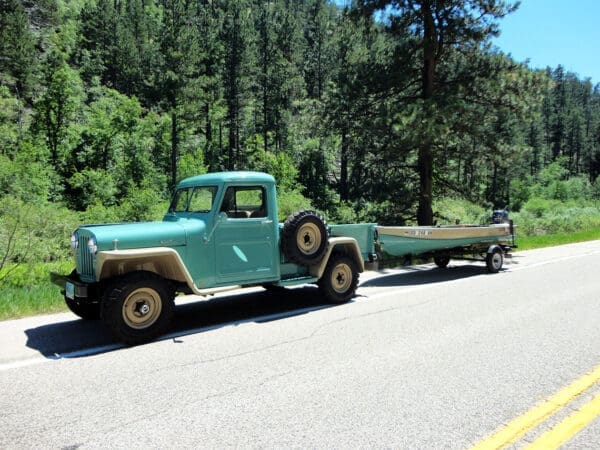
left=76, top=232, right=96, bottom=283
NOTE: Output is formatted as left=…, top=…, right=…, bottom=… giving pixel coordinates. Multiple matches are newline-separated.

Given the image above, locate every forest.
left=1, top=0, right=599, bottom=294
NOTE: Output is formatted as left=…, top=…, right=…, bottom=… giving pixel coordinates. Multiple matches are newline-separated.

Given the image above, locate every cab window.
left=220, top=186, right=266, bottom=218
left=170, top=186, right=217, bottom=213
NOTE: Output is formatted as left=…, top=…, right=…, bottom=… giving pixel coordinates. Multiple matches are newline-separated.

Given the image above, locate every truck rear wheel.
left=318, top=254, right=359, bottom=304
left=102, top=272, right=174, bottom=345
left=281, top=210, right=329, bottom=265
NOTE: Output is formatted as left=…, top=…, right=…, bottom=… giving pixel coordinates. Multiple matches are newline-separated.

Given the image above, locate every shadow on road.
left=24, top=286, right=335, bottom=359
left=24, top=264, right=494, bottom=359
left=361, top=264, right=491, bottom=288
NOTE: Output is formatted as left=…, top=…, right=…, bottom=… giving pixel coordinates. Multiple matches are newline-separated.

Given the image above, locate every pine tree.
left=356, top=0, right=519, bottom=224
left=0, top=0, right=37, bottom=99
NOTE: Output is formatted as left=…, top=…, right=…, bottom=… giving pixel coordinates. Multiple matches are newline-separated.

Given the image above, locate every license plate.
left=66, top=282, right=75, bottom=300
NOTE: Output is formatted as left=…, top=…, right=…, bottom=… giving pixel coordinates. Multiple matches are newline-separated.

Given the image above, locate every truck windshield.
left=169, top=186, right=218, bottom=213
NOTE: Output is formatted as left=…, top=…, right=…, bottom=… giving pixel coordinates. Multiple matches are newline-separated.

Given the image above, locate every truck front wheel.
left=66, top=298, right=101, bottom=320
left=318, top=254, right=359, bottom=304
left=102, top=272, right=174, bottom=345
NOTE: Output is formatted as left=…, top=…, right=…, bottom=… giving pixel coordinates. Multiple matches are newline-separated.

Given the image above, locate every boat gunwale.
left=376, top=223, right=513, bottom=240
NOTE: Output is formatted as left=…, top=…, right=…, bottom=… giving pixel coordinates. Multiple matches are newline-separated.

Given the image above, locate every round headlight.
left=87, top=237, right=97, bottom=254
left=70, top=232, right=79, bottom=250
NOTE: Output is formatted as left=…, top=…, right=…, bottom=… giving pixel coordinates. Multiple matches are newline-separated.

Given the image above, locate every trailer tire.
left=102, top=271, right=174, bottom=345
left=281, top=210, right=329, bottom=265
left=486, top=247, right=504, bottom=273
left=318, top=254, right=359, bottom=304
left=433, top=255, right=450, bottom=268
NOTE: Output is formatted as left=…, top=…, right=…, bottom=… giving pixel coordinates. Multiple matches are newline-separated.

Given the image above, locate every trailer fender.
left=486, top=244, right=503, bottom=254
left=309, top=237, right=364, bottom=279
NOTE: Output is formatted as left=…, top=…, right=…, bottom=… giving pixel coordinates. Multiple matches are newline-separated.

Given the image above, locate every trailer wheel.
left=318, top=254, right=359, bottom=304
left=433, top=255, right=450, bottom=268
left=486, top=247, right=504, bottom=273
left=102, top=272, right=174, bottom=345
left=281, top=210, right=329, bottom=265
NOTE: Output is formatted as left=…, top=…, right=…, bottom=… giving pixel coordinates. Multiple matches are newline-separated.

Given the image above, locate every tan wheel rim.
left=122, top=288, right=162, bottom=329
left=331, top=263, right=352, bottom=294
left=296, top=222, right=321, bottom=255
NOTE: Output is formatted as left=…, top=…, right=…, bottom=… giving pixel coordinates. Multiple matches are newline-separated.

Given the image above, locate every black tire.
left=65, top=298, right=101, bottom=320
left=281, top=210, right=329, bottom=265
left=433, top=255, right=450, bottom=268
left=486, top=247, right=504, bottom=273
left=318, top=254, right=359, bottom=304
left=262, top=283, right=286, bottom=293
left=101, top=272, right=175, bottom=345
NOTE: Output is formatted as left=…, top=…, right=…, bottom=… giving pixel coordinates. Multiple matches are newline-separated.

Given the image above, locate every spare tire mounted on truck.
left=281, top=210, right=329, bottom=265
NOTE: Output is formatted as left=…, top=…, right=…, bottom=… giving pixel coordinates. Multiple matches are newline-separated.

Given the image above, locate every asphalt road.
left=1, top=241, right=599, bottom=449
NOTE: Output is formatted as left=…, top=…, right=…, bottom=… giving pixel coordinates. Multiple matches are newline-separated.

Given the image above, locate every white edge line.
left=0, top=305, right=334, bottom=372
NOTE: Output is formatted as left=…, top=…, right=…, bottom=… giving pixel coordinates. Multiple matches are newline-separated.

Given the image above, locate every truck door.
left=215, top=185, right=279, bottom=284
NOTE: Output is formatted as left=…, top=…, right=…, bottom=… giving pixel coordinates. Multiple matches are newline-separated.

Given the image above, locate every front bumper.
left=50, top=272, right=90, bottom=299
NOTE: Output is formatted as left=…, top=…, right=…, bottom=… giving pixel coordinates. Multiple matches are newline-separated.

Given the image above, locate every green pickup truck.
left=52, top=171, right=377, bottom=345
left=52, top=171, right=514, bottom=345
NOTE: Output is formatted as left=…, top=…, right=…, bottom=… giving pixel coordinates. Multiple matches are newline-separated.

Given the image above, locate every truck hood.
left=79, top=220, right=206, bottom=251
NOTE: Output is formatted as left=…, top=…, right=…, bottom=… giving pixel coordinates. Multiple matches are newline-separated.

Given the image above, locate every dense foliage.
left=1, top=0, right=599, bottom=280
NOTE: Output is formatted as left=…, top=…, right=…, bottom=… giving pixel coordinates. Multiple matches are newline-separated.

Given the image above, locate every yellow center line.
left=525, top=394, right=600, bottom=450
left=471, top=365, right=600, bottom=450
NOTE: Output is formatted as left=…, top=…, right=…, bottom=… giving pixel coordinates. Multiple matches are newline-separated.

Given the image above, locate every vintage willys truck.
left=52, top=171, right=515, bottom=345
left=52, top=172, right=377, bottom=344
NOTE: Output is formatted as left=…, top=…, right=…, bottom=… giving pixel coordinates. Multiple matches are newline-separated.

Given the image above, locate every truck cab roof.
left=177, top=171, right=275, bottom=189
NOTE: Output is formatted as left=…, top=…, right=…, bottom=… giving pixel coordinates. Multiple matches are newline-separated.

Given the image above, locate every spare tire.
left=281, top=210, right=329, bottom=265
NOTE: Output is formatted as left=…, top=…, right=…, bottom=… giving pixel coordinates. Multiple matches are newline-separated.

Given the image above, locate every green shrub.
left=513, top=197, right=600, bottom=236
left=120, top=188, right=169, bottom=222
left=1, top=197, right=79, bottom=269
left=521, top=197, right=561, bottom=218
left=328, top=201, right=361, bottom=224
left=433, top=198, right=488, bottom=225
left=277, top=189, right=314, bottom=221
left=0, top=260, right=72, bottom=288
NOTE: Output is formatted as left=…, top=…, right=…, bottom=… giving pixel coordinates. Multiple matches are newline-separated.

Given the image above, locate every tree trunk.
left=416, top=0, right=437, bottom=225
left=417, top=143, right=433, bottom=225
left=340, top=130, right=349, bottom=201
left=171, top=109, right=178, bottom=189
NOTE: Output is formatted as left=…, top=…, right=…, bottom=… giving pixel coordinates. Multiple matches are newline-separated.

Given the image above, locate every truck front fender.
left=309, top=237, right=365, bottom=279
left=96, top=248, right=193, bottom=287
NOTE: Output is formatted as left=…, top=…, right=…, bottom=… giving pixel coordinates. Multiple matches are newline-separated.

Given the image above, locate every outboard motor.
left=492, top=206, right=510, bottom=224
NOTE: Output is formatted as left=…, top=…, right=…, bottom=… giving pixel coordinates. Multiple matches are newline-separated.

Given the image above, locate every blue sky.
left=333, top=0, right=599, bottom=85
left=493, top=0, right=600, bottom=84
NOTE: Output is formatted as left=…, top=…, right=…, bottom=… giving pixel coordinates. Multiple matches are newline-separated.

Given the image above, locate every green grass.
left=0, top=283, right=68, bottom=320
left=0, top=260, right=72, bottom=321
left=516, top=228, right=600, bottom=251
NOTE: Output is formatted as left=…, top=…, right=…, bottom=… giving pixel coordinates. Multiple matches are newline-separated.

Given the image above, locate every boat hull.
left=376, top=224, right=513, bottom=258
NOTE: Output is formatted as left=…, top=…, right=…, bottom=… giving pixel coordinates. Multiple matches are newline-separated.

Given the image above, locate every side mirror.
left=218, top=212, right=228, bottom=222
